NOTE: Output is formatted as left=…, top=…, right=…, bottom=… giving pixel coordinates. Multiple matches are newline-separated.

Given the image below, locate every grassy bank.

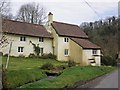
left=21, top=66, right=115, bottom=88
left=2, top=56, right=67, bottom=88
left=6, top=69, right=47, bottom=88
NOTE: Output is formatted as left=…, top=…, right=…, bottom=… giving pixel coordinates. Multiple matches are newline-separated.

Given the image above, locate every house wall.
left=69, top=40, right=83, bottom=65
left=2, top=34, right=53, bottom=57
left=57, top=36, right=70, bottom=61
left=45, top=25, right=70, bottom=61
left=83, top=49, right=101, bottom=66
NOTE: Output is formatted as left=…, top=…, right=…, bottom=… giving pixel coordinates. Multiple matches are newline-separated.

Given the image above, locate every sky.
left=9, top=0, right=119, bottom=25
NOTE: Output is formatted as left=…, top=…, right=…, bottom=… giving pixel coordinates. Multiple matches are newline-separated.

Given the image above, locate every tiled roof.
left=71, top=38, right=101, bottom=49
left=52, top=21, right=88, bottom=38
left=2, top=19, right=52, bottom=38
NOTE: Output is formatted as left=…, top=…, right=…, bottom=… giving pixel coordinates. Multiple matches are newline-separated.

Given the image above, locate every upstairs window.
left=18, top=47, right=24, bottom=52
left=64, top=49, right=69, bottom=56
left=92, top=50, right=97, bottom=55
left=39, top=37, right=44, bottom=42
left=64, top=37, right=69, bottom=42
left=20, top=36, right=26, bottom=41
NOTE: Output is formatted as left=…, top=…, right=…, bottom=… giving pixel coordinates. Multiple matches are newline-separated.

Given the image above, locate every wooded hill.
left=80, top=16, right=119, bottom=59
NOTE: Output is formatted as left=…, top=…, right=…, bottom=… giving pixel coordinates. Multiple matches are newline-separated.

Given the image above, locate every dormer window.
left=64, top=37, right=69, bottom=42
left=20, top=36, right=26, bottom=41
left=39, top=37, right=44, bottom=42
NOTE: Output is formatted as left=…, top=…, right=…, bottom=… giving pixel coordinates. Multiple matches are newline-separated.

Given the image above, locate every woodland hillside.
left=80, top=16, right=119, bottom=59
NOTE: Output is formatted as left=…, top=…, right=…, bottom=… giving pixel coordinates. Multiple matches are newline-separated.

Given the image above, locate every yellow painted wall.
left=57, top=36, right=70, bottom=61
left=2, top=34, right=53, bottom=57
left=45, top=24, right=70, bottom=61
left=69, top=40, right=83, bottom=65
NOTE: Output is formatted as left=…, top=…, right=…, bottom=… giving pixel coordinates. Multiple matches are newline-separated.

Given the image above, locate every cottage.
left=2, top=12, right=101, bottom=66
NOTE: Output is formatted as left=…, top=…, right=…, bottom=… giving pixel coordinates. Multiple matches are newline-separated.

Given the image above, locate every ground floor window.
left=40, top=48, right=43, bottom=54
left=18, top=47, right=24, bottom=52
left=64, top=49, right=69, bottom=56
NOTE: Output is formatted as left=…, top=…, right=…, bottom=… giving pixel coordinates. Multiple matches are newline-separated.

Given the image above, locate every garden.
left=2, top=56, right=116, bottom=88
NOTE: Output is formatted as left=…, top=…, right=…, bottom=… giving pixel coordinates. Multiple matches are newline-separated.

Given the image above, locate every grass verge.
left=21, top=66, right=115, bottom=88
left=6, top=68, right=47, bottom=88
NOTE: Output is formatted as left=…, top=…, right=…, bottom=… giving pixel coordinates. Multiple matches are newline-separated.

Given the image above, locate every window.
left=40, top=48, right=43, bottom=54
left=18, top=47, right=24, bottom=52
left=64, top=38, right=69, bottom=42
left=39, top=37, right=44, bottom=42
left=92, top=50, right=97, bottom=55
left=64, top=49, right=69, bottom=56
left=20, top=36, right=26, bottom=41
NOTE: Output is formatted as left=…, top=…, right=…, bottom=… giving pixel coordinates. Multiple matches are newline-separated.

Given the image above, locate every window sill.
left=64, top=55, right=69, bottom=57
left=92, top=54, right=100, bottom=56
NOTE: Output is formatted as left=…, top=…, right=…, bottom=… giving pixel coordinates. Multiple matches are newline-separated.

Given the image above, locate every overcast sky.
left=10, top=0, right=119, bottom=25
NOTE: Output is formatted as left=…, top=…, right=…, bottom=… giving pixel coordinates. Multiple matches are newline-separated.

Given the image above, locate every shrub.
left=57, top=65, right=68, bottom=70
left=28, top=53, right=36, bottom=58
left=0, top=52, right=3, bottom=56
left=40, top=53, right=56, bottom=59
left=19, top=54, right=25, bottom=58
left=3, top=54, right=8, bottom=57
left=41, top=63, right=54, bottom=70
left=101, top=56, right=117, bottom=66
left=68, top=60, right=76, bottom=67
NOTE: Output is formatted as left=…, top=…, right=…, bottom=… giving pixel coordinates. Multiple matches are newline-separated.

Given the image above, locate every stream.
left=19, top=76, right=57, bottom=88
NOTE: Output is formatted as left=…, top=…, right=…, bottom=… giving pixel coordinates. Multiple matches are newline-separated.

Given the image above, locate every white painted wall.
left=83, top=49, right=101, bottom=66
left=2, top=34, right=53, bottom=57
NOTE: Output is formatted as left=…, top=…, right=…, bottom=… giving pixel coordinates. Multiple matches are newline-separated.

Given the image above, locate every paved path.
left=77, top=69, right=119, bottom=88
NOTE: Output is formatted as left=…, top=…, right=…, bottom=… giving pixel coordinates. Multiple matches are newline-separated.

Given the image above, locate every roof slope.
left=2, top=19, right=52, bottom=38
left=71, top=38, right=100, bottom=49
left=52, top=21, right=88, bottom=38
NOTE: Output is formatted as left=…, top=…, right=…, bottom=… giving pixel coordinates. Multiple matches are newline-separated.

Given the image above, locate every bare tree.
left=0, top=0, right=11, bottom=18
left=16, top=2, right=46, bottom=24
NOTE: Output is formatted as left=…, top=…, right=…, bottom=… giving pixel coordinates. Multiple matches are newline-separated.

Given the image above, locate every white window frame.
left=39, top=37, right=44, bottom=42
left=18, top=47, right=24, bottom=52
left=64, top=49, right=69, bottom=56
left=64, top=37, right=69, bottom=43
left=20, top=36, right=26, bottom=41
left=92, top=50, right=97, bottom=55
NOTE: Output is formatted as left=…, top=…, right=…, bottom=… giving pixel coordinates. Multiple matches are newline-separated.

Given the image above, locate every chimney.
left=48, top=12, right=53, bottom=25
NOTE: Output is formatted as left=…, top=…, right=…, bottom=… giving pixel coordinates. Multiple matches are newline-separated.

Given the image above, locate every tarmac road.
left=77, top=68, right=119, bottom=89
left=94, top=69, right=118, bottom=88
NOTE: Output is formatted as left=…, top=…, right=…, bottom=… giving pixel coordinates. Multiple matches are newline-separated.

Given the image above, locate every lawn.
left=2, top=56, right=66, bottom=70
left=21, top=66, right=115, bottom=88
left=2, top=56, right=67, bottom=88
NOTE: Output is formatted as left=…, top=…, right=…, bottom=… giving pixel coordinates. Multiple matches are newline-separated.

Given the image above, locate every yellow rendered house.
left=2, top=12, right=101, bottom=66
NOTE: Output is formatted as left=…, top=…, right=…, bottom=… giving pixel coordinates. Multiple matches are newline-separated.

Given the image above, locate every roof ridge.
left=3, top=19, right=44, bottom=27
left=53, top=21, right=79, bottom=27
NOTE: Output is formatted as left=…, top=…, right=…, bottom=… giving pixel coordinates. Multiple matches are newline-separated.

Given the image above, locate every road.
left=77, top=69, right=119, bottom=88
left=94, top=69, right=118, bottom=88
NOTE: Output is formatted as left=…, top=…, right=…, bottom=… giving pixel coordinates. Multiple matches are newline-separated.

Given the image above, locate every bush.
left=57, top=65, right=68, bottom=70
left=3, top=54, right=8, bottom=57
left=28, top=53, right=36, bottom=58
left=68, top=60, right=76, bottom=67
left=41, top=63, right=54, bottom=70
left=101, top=56, right=117, bottom=66
left=19, top=54, right=25, bottom=58
left=40, top=53, right=56, bottom=59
